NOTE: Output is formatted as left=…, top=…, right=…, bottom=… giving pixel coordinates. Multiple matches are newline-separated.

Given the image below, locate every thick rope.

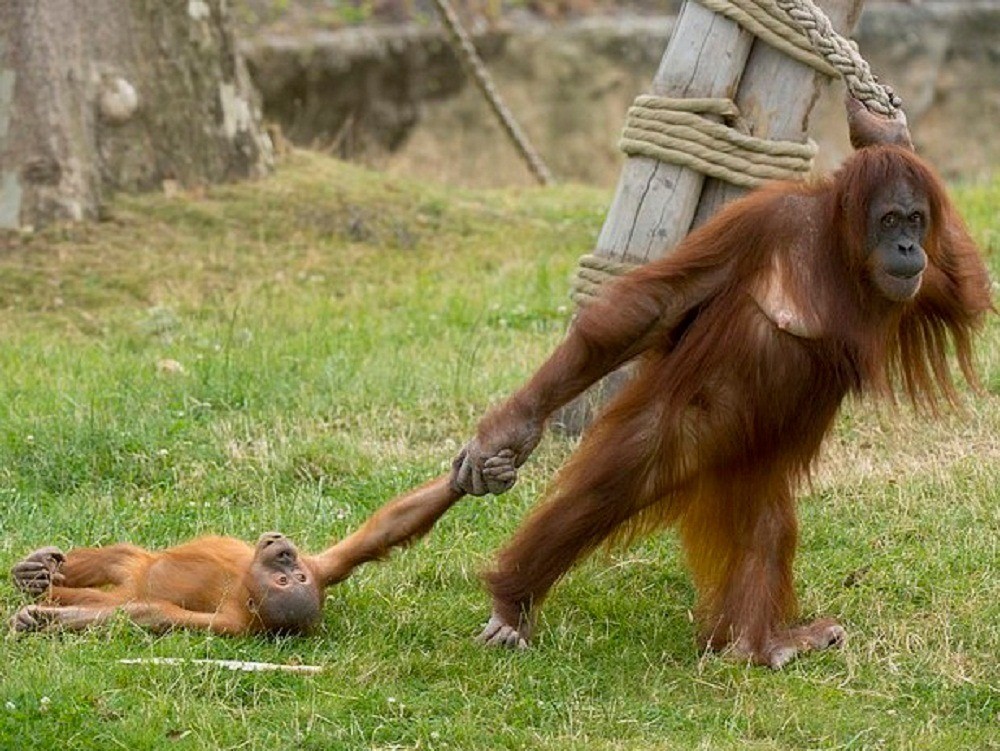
left=696, top=0, right=836, bottom=75
left=696, top=0, right=901, bottom=116
left=620, top=96, right=817, bottom=189
left=430, top=0, right=555, bottom=185
left=569, top=253, right=639, bottom=306
left=773, top=0, right=900, bottom=115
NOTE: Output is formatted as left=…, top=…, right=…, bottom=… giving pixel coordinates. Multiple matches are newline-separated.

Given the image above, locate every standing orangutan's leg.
left=479, top=390, right=686, bottom=648
left=680, top=472, right=844, bottom=668
left=480, top=483, right=643, bottom=648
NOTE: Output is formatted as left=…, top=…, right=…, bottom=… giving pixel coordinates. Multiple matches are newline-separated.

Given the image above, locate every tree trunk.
left=0, top=0, right=272, bottom=231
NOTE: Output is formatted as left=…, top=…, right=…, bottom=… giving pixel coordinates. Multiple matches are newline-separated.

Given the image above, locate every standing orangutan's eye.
left=881, top=213, right=899, bottom=229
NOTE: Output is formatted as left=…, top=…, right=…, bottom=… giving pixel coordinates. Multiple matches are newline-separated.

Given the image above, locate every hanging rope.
left=430, top=0, right=555, bottom=185
left=773, top=0, right=900, bottom=115
left=620, top=96, right=818, bottom=189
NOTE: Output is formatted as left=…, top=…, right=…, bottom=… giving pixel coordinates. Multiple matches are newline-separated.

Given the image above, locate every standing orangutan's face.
left=866, top=181, right=930, bottom=302
left=246, top=532, right=322, bottom=634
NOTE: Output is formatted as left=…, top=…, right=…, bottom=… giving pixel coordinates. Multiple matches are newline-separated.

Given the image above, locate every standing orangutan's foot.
left=728, top=618, right=846, bottom=669
left=476, top=600, right=533, bottom=649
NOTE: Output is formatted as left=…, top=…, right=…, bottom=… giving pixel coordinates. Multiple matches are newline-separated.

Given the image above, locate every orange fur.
left=12, top=476, right=464, bottom=635
left=480, top=144, right=992, bottom=663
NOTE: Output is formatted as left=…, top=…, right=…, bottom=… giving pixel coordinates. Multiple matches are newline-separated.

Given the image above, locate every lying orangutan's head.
left=245, top=532, right=323, bottom=634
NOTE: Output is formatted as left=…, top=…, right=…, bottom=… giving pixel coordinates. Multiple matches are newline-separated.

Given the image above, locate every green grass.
left=0, top=152, right=997, bottom=750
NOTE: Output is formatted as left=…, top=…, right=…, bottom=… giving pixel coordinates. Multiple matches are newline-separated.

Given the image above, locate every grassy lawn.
left=0, top=152, right=997, bottom=750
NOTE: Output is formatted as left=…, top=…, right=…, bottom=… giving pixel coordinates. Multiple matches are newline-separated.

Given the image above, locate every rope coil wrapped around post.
left=620, top=96, right=818, bottom=189
left=569, top=254, right=641, bottom=306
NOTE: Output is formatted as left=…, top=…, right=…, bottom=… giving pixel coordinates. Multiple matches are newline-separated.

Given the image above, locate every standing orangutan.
left=10, top=452, right=515, bottom=635
left=453, top=98, right=993, bottom=668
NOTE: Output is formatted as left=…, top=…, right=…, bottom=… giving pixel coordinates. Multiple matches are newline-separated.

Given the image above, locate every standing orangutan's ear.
left=845, top=96, right=913, bottom=150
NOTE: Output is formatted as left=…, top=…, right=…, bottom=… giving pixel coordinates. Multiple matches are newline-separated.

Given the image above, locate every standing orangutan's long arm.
left=454, top=254, right=733, bottom=495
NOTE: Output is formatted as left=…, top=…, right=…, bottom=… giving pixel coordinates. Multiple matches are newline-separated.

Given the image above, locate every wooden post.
left=556, top=0, right=864, bottom=432
left=692, top=0, right=864, bottom=226
left=597, top=0, right=863, bottom=263
left=595, top=1, right=754, bottom=263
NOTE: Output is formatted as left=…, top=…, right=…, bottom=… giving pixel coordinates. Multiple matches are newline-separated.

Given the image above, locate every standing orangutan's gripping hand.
left=453, top=412, right=542, bottom=496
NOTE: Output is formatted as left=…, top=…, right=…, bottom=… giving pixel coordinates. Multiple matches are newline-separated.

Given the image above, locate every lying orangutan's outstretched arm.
left=306, top=475, right=463, bottom=585
left=306, top=454, right=514, bottom=585
left=454, top=253, right=734, bottom=495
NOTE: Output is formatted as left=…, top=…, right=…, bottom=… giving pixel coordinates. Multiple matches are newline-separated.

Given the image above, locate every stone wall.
left=244, top=1, right=1000, bottom=186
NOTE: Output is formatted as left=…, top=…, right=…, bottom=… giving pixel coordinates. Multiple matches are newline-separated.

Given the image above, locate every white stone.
left=99, top=77, right=139, bottom=125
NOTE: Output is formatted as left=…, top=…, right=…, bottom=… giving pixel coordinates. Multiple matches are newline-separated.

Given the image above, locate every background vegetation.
left=0, top=153, right=997, bottom=749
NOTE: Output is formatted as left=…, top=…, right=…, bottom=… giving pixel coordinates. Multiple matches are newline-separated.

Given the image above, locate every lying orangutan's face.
left=245, top=532, right=322, bottom=634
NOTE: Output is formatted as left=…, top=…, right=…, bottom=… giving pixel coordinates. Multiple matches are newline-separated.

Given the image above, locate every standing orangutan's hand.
left=453, top=404, right=544, bottom=496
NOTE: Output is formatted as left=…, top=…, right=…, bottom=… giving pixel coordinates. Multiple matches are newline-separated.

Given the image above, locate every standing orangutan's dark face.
left=866, top=181, right=930, bottom=302
left=246, top=532, right=322, bottom=634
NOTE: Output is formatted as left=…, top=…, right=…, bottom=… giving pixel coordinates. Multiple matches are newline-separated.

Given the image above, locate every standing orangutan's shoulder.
left=749, top=247, right=825, bottom=339
left=742, top=190, right=829, bottom=339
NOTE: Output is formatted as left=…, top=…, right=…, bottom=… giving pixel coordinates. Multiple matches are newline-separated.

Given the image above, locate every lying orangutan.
left=9, top=451, right=516, bottom=636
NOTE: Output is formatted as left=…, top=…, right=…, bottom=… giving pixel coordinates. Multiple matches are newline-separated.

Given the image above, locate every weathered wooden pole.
left=598, top=0, right=863, bottom=263
left=595, top=2, right=754, bottom=262
left=692, top=0, right=864, bottom=225
left=558, top=0, right=864, bottom=431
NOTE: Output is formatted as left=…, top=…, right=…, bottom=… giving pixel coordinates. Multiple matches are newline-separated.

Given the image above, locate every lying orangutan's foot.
left=476, top=610, right=532, bottom=650
left=11, top=547, right=66, bottom=596
left=10, top=605, right=58, bottom=633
